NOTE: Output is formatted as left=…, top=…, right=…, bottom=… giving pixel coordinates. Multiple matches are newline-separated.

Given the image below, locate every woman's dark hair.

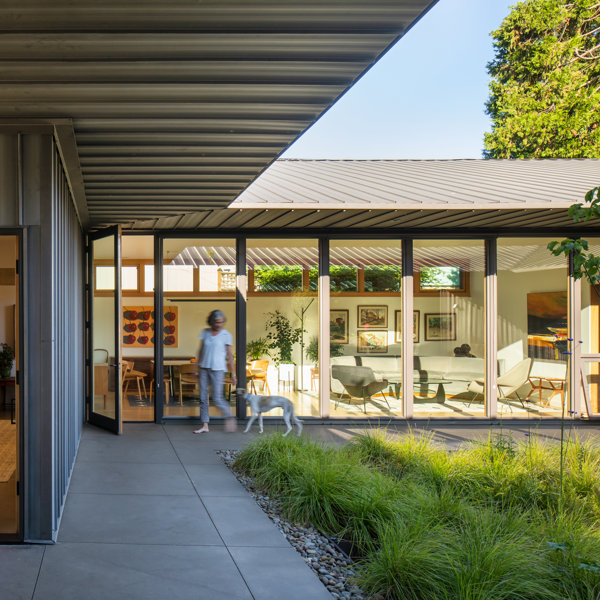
left=207, top=309, right=226, bottom=326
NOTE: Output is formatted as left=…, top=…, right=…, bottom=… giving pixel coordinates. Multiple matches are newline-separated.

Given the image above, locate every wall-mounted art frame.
left=357, top=305, right=387, bottom=328
left=330, top=309, right=349, bottom=344
left=395, top=310, right=420, bottom=343
left=424, top=312, right=456, bottom=341
left=122, top=305, right=178, bottom=348
left=357, top=329, right=388, bottom=353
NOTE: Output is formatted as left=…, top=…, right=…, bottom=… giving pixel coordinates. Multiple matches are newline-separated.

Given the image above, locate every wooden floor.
left=0, top=417, right=17, bottom=534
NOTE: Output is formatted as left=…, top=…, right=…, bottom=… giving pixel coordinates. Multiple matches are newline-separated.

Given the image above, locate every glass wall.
left=412, top=240, right=485, bottom=417
left=89, top=233, right=589, bottom=422
left=161, top=238, right=236, bottom=418
left=497, top=239, right=567, bottom=417
left=329, top=240, right=402, bottom=418
left=247, top=239, right=318, bottom=417
left=0, top=235, right=18, bottom=537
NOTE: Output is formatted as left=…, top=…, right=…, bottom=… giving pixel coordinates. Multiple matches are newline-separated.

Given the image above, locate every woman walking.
left=193, top=309, right=237, bottom=433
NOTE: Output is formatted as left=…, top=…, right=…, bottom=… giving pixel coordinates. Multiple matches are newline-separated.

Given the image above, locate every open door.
left=88, top=226, right=122, bottom=434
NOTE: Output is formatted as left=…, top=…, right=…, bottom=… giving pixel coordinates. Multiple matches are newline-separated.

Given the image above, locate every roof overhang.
left=0, top=0, right=437, bottom=229
left=125, top=158, right=600, bottom=232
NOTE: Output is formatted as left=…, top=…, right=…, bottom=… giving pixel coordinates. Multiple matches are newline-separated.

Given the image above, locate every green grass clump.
left=235, top=430, right=600, bottom=600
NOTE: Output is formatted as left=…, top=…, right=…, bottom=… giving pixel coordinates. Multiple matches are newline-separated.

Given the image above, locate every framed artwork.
left=424, top=312, right=456, bottom=341
left=395, top=310, right=420, bottom=343
left=357, top=329, right=388, bottom=353
left=330, top=309, right=349, bottom=344
left=122, top=305, right=178, bottom=348
left=526, top=291, right=567, bottom=360
left=357, top=305, right=388, bottom=328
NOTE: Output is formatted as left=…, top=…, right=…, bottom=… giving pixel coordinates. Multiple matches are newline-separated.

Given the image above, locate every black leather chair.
left=331, top=365, right=389, bottom=413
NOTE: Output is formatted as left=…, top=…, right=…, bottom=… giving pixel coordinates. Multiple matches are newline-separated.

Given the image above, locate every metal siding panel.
left=51, top=142, right=84, bottom=538
left=25, top=133, right=54, bottom=542
left=0, top=134, right=17, bottom=225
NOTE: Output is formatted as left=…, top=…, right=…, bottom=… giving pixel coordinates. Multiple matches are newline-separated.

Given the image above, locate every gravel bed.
left=217, top=449, right=368, bottom=600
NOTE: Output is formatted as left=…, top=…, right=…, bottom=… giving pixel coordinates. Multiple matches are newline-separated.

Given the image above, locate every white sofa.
left=330, top=354, right=487, bottom=397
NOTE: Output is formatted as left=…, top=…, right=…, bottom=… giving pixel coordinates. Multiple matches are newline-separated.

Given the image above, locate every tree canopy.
left=484, top=0, right=600, bottom=158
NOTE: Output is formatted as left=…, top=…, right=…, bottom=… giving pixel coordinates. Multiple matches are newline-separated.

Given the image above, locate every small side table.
left=526, top=376, right=565, bottom=407
left=0, top=377, right=16, bottom=424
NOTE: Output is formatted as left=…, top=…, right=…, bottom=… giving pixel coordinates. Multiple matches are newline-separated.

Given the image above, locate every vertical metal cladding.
left=51, top=142, right=84, bottom=538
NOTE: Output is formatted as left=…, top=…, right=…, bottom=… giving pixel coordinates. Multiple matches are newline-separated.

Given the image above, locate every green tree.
left=548, top=186, right=600, bottom=282
left=484, top=0, right=600, bottom=158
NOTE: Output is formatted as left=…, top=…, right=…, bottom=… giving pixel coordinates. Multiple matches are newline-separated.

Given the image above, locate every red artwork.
left=122, top=305, right=178, bottom=347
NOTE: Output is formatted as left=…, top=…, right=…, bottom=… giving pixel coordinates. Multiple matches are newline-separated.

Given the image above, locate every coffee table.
left=387, top=377, right=449, bottom=404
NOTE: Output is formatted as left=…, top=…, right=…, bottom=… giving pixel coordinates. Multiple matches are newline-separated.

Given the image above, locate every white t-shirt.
left=199, top=328, right=232, bottom=371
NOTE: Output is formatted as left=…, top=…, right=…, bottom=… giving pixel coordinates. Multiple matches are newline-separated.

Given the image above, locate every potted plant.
left=305, top=337, right=344, bottom=364
left=265, top=310, right=302, bottom=366
left=0, top=343, right=14, bottom=379
left=265, top=310, right=303, bottom=389
left=246, top=337, right=271, bottom=361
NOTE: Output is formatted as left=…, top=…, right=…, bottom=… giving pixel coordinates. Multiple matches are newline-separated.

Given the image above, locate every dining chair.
left=247, top=359, right=270, bottom=394
left=178, top=363, right=199, bottom=404
left=310, top=366, right=319, bottom=391
left=122, top=360, right=148, bottom=401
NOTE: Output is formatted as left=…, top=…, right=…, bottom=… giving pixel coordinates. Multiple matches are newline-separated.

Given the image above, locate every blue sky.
left=282, top=0, right=515, bottom=160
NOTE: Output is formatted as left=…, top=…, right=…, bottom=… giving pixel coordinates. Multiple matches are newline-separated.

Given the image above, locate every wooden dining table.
left=152, top=359, right=194, bottom=399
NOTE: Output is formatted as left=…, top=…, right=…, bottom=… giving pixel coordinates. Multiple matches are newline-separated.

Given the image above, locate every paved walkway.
left=1, top=419, right=598, bottom=599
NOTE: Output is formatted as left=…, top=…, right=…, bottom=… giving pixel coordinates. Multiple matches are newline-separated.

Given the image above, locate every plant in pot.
left=246, top=337, right=271, bottom=361
left=264, top=310, right=302, bottom=365
left=305, top=336, right=344, bottom=365
left=0, top=343, right=14, bottom=379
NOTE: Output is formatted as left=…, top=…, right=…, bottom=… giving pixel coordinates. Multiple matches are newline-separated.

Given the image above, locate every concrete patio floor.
left=1, top=419, right=598, bottom=599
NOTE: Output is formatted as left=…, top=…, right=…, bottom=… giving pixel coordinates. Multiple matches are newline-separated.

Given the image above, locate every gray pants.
left=199, top=368, right=232, bottom=423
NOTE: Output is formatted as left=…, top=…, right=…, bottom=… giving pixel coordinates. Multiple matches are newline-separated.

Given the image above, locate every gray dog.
left=238, top=389, right=303, bottom=436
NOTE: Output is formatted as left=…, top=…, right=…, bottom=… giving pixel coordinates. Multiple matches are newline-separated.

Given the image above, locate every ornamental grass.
left=234, top=429, right=600, bottom=599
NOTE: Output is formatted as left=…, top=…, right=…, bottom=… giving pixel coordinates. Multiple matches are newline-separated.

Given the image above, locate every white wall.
left=93, top=295, right=236, bottom=359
